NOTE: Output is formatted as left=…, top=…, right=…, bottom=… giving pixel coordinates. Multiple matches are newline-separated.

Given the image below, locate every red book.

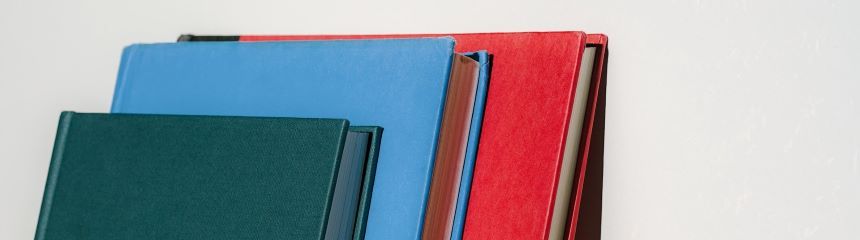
left=569, top=34, right=608, bottom=240
left=179, top=32, right=608, bottom=240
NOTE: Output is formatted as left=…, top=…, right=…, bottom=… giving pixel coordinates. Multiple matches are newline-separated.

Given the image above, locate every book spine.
left=176, top=34, right=240, bottom=42
left=35, top=111, right=74, bottom=240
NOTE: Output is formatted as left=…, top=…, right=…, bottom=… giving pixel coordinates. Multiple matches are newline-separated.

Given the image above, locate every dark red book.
left=179, top=32, right=608, bottom=240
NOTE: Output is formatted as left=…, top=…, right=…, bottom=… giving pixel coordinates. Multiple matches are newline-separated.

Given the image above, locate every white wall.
left=1, top=0, right=858, bottom=239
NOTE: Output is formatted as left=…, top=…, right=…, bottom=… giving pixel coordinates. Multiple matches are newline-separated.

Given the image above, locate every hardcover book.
left=347, top=126, right=384, bottom=240
left=568, top=34, right=608, bottom=240
left=110, top=38, right=483, bottom=240
left=179, top=32, right=608, bottom=240
left=36, top=112, right=377, bottom=240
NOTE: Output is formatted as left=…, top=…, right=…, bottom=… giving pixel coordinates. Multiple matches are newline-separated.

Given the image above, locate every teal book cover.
left=35, top=112, right=375, bottom=240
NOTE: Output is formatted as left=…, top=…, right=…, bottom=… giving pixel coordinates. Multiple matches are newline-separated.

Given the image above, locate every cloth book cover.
left=178, top=32, right=607, bottom=240
left=110, top=38, right=484, bottom=240
left=36, top=112, right=379, bottom=240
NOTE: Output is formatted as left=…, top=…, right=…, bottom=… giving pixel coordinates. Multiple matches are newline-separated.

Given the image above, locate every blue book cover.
left=110, top=38, right=485, bottom=240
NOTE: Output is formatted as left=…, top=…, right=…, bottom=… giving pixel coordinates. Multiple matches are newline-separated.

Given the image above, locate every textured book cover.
left=110, top=38, right=472, bottom=240
left=35, top=112, right=370, bottom=240
left=179, top=32, right=607, bottom=240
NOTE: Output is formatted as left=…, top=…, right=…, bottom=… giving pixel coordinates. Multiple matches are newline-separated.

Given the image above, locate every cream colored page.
left=548, top=47, right=596, bottom=240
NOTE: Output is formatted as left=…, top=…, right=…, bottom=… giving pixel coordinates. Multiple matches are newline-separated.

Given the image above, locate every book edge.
left=449, top=51, right=490, bottom=240
left=566, top=38, right=609, bottom=240
left=413, top=43, right=457, bottom=239
left=35, top=111, right=75, bottom=240
left=110, top=45, right=139, bottom=112
left=536, top=33, right=587, bottom=240
left=348, top=126, right=383, bottom=240
left=318, top=120, right=351, bottom=240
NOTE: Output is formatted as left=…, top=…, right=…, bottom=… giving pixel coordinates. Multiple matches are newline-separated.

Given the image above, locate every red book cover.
left=184, top=32, right=607, bottom=240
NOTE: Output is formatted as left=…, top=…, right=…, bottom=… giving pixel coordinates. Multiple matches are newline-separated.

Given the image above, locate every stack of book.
left=36, top=31, right=608, bottom=240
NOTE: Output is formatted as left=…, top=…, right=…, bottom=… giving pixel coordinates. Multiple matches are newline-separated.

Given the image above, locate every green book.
left=36, top=112, right=382, bottom=240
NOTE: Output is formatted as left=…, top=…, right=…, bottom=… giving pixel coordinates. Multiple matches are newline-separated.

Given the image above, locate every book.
left=348, top=127, right=383, bottom=240
left=36, top=112, right=377, bottom=240
left=178, top=32, right=607, bottom=240
left=567, top=34, right=609, bottom=240
left=110, top=38, right=482, bottom=240
left=451, top=51, right=489, bottom=240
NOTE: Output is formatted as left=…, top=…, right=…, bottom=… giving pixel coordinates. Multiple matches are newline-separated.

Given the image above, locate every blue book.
left=110, top=38, right=487, bottom=240
left=450, top=51, right=489, bottom=240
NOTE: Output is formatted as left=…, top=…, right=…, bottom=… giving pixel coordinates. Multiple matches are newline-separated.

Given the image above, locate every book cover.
left=110, top=38, right=476, bottom=240
left=35, top=112, right=372, bottom=240
left=179, top=32, right=607, bottom=240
